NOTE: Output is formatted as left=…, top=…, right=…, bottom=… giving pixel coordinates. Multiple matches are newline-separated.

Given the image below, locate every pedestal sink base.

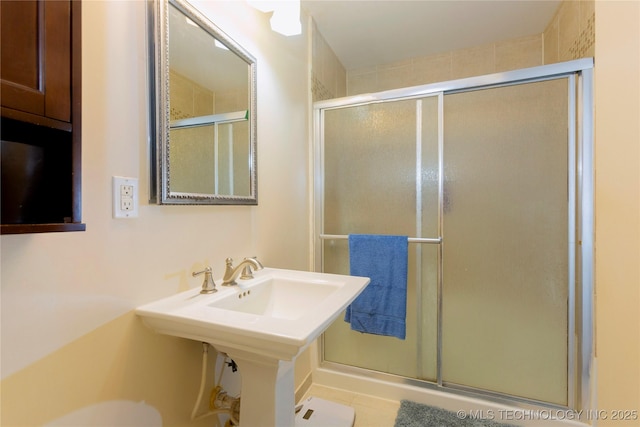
left=215, top=346, right=296, bottom=427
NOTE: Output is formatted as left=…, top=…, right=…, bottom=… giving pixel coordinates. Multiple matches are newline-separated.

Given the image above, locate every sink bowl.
left=136, top=267, right=369, bottom=427
left=211, top=275, right=340, bottom=319
left=136, top=268, right=369, bottom=361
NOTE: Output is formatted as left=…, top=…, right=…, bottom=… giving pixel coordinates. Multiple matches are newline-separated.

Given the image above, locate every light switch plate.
left=113, top=176, right=139, bottom=218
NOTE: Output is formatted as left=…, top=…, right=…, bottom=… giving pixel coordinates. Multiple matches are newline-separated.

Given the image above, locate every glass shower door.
left=441, top=78, right=570, bottom=405
left=318, top=74, right=579, bottom=407
left=321, top=96, right=440, bottom=381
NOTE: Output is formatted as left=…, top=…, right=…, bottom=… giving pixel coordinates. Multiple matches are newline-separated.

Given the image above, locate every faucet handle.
left=222, top=256, right=264, bottom=286
left=192, top=267, right=217, bottom=294
left=240, top=256, right=263, bottom=280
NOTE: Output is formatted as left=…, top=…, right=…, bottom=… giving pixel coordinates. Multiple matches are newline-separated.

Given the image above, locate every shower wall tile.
left=215, top=88, right=247, bottom=113
left=321, top=41, right=337, bottom=93
left=311, top=20, right=347, bottom=101
left=377, top=59, right=413, bottom=92
left=169, top=71, right=194, bottom=119
left=345, top=34, right=545, bottom=96
left=579, top=0, right=595, bottom=59
left=576, top=3, right=595, bottom=59
left=580, top=0, right=595, bottom=32
left=194, top=89, right=214, bottom=116
left=347, top=69, right=378, bottom=95
left=496, top=35, right=543, bottom=72
left=169, top=70, right=215, bottom=120
left=580, top=13, right=595, bottom=59
left=311, top=20, right=321, bottom=74
left=169, top=69, right=249, bottom=119
left=558, top=1, right=581, bottom=60
left=451, top=43, right=495, bottom=80
left=336, top=63, right=347, bottom=97
left=411, top=53, right=452, bottom=86
left=544, top=17, right=560, bottom=65
left=330, top=0, right=593, bottom=97
left=544, top=0, right=594, bottom=63
left=312, top=76, right=336, bottom=101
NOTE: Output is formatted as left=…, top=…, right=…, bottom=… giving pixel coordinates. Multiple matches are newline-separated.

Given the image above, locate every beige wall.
left=0, top=1, right=311, bottom=425
left=594, top=1, right=640, bottom=424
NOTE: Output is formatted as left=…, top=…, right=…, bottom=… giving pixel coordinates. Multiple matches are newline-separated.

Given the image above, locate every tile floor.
left=301, top=384, right=400, bottom=427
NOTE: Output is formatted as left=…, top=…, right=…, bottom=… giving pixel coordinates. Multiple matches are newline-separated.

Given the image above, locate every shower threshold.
left=314, top=361, right=587, bottom=427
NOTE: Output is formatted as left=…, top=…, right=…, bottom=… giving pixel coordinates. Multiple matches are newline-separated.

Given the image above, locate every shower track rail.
left=319, top=234, right=441, bottom=244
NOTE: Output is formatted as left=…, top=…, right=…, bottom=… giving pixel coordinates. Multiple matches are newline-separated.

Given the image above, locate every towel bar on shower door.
left=319, top=234, right=442, bottom=244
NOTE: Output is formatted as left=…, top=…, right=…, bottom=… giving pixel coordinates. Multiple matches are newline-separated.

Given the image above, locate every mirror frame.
left=148, top=0, right=258, bottom=205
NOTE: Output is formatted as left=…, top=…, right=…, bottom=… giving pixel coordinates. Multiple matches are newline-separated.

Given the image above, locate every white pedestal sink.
left=136, top=268, right=369, bottom=427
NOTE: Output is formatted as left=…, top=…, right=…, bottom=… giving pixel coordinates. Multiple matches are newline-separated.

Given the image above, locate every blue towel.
left=345, top=234, right=408, bottom=340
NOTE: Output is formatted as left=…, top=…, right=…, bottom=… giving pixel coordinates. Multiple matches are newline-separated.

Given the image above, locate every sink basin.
left=136, top=267, right=369, bottom=360
left=211, top=276, right=339, bottom=319
left=136, top=267, right=369, bottom=427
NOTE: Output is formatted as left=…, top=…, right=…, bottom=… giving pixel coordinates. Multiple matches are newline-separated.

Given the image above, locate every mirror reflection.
left=149, top=0, right=257, bottom=204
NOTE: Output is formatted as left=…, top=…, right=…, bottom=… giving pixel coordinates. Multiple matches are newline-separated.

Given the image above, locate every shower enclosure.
left=313, top=59, right=593, bottom=410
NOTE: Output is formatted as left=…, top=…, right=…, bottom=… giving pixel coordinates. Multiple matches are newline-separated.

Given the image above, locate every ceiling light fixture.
left=247, top=0, right=301, bottom=36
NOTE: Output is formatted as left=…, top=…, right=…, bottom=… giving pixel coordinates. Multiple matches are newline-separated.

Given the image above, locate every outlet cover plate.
left=113, top=176, right=139, bottom=218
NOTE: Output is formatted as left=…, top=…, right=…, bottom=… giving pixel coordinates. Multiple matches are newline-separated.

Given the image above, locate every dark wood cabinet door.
left=1, top=0, right=83, bottom=234
left=1, top=0, right=71, bottom=123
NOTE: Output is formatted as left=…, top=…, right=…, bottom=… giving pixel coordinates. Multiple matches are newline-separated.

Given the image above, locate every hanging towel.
left=345, top=234, right=408, bottom=340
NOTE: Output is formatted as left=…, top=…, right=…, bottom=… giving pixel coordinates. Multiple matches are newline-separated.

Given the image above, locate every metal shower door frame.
left=312, top=58, right=594, bottom=412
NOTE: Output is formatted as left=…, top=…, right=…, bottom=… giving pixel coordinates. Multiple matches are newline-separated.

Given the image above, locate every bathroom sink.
left=137, top=267, right=369, bottom=426
left=136, top=267, right=370, bottom=361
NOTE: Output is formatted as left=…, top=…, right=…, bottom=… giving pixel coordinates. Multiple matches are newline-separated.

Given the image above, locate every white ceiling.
left=301, top=0, right=562, bottom=70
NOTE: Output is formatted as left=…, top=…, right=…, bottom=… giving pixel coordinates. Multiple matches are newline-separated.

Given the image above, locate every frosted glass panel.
left=418, top=98, right=440, bottom=381
left=323, top=100, right=417, bottom=236
left=170, top=126, right=215, bottom=193
left=442, top=79, right=569, bottom=405
left=322, top=97, right=440, bottom=380
left=169, top=121, right=250, bottom=195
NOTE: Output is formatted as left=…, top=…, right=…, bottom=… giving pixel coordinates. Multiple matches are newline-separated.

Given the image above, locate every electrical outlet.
left=120, top=196, right=133, bottom=211
left=121, top=184, right=134, bottom=198
left=113, top=176, right=139, bottom=218
left=120, top=184, right=134, bottom=212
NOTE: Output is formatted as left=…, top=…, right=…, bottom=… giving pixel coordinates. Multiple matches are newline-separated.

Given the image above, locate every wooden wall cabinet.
left=1, top=0, right=84, bottom=234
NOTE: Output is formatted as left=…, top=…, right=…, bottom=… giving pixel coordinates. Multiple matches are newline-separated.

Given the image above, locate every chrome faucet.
left=192, top=267, right=217, bottom=294
left=221, top=257, right=264, bottom=286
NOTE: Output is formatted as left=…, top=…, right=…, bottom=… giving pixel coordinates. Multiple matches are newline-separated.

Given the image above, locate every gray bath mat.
left=394, top=400, right=518, bottom=427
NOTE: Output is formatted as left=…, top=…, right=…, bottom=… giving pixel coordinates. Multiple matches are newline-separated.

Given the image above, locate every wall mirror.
left=148, top=0, right=257, bottom=204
